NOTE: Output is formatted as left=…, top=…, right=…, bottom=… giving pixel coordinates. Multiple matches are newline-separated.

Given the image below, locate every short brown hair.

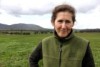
left=51, top=4, right=76, bottom=23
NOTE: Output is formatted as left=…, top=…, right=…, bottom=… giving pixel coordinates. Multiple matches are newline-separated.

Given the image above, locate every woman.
left=29, top=4, right=95, bottom=67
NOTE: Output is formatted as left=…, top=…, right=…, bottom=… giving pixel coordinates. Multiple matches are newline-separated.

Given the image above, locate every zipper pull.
left=59, top=44, right=62, bottom=51
left=59, top=47, right=62, bottom=52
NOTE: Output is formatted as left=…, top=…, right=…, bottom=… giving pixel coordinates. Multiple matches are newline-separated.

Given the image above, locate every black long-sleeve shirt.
left=29, top=42, right=95, bottom=67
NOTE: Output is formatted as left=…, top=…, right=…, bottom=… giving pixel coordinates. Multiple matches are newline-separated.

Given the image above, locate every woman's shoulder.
left=41, top=35, right=55, bottom=43
left=73, top=34, right=89, bottom=44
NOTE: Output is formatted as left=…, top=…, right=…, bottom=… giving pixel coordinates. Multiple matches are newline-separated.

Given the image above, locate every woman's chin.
left=59, top=34, right=68, bottom=38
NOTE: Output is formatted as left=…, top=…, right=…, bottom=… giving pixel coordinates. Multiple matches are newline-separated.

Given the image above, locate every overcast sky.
left=0, top=0, right=100, bottom=29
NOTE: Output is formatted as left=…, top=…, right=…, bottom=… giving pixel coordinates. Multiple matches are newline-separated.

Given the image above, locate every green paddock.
left=0, top=32, right=100, bottom=67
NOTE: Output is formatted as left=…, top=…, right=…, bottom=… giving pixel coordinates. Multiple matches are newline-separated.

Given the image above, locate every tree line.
left=0, top=29, right=100, bottom=35
left=0, top=30, right=53, bottom=35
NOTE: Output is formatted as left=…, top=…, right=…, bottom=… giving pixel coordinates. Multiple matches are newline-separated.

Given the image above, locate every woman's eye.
left=58, top=20, right=63, bottom=23
left=57, top=20, right=71, bottom=24
left=65, top=20, right=70, bottom=23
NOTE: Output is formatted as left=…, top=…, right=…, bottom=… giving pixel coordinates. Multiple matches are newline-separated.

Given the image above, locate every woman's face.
left=52, top=11, right=74, bottom=37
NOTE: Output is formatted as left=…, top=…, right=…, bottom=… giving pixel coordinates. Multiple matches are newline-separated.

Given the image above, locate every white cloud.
left=0, top=12, right=21, bottom=24
left=0, top=0, right=100, bottom=29
left=74, top=5, right=100, bottom=29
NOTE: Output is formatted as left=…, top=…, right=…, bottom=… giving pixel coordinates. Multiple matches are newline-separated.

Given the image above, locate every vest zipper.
left=59, top=43, right=62, bottom=67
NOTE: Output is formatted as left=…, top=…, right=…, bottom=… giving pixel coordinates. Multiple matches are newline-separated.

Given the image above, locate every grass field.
left=0, top=32, right=100, bottom=67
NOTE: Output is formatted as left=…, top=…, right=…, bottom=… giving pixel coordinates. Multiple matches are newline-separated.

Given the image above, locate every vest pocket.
left=68, top=57, right=80, bottom=60
left=61, top=58, right=81, bottom=67
left=43, top=55, right=59, bottom=67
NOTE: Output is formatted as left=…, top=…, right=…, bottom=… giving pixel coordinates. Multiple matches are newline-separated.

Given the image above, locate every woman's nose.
left=61, top=22, right=66, bottom=29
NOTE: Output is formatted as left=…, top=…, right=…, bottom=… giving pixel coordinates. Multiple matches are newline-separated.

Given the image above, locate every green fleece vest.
left=42, top=33, right=88, bottom=67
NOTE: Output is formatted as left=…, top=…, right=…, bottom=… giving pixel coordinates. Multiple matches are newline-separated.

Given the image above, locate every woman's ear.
left=72, top=22, right=75, bottom=27
left=72, top=23, right=74, bottom=27
left=51, top=21, right=55, bottom=27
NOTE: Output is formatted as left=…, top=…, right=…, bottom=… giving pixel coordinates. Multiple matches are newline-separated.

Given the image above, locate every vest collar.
left=54, top=30, right=74, bottom=42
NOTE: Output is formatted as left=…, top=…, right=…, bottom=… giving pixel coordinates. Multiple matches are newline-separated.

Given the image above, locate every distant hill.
left=0, top=23, right=45, bottom=30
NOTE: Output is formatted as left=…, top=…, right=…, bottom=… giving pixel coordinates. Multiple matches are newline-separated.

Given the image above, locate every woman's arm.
left=29, top=42, right=42, bottom=67
left=82, top=43, right=95, bottom=67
